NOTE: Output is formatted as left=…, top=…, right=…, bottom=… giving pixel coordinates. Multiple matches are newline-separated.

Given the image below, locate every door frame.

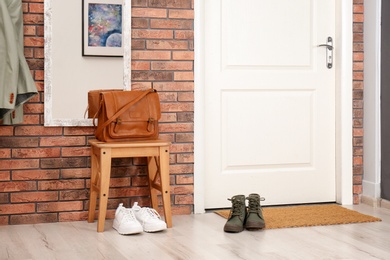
left=193, top=0, right=354, bottom=213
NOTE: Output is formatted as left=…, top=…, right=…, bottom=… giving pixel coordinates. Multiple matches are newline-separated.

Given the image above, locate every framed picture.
left=82, top=0, right=123, bottom=57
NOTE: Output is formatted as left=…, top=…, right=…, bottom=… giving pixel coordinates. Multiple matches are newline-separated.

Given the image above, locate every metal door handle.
left=318, top=44, right=333, bottom=50
left=318, top=37, right=333, bottom=69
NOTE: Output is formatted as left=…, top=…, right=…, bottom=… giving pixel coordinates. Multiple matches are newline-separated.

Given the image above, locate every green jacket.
left=0, top=0, right=38, bottom=124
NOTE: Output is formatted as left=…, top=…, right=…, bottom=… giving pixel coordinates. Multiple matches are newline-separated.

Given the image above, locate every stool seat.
left=87, top=139, right=172, bottom=232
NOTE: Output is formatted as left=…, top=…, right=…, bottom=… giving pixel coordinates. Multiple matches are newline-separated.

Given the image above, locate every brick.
left=108, top=187, right=150, bottom=198
left=12, top=148, right=61, bottom=158
left=353, top=14, right=364, bottom=23
left=132, top=39, right=146, bottom=49
left=132, top=71, right=173, bottom=81
left=37, top=201, right=83, bottom=212
left=40, top=157, right=87, bottom=169
left=132, top=0, right=148, bottom=7
left=61, top=168, right=90, bottom=179
left=174, top=194, right=193, bottom=204
left=29, top=3, right=44, bottom=13
left=10, top=213, right=58, bottom=225
left=132, top=18, right=148, bottom=29
left=174, top=72, right=194, bottom=81
left=0, top=126, right=13, bottom=136
left=160, top=103, right=194, bottom=112
left=160, top=113, right=177, bottom=122
left=168, top=10, right=194, bottom=19
left=131, top=176, right=149, bottom=186
left=160, top=122, right=193, bottom=132
left=132, top=61, right=151, bottom=70
left=34, top=47, right=44, bottom=58
left=40, top=136, right=86, bottom=147
left=0, top=204, right=35, bottom=215
left=0, top=159, right=39, bottom=170
left=132, top=8, right=167, bottom=18
left=0, top=137, right=39, bottom=147
left=171, top=205, right=192, bottom=215
left=153, top=82, right=194, bottom=91
left=175, top=30, right=194, bottom=40
left=149, top=0, right=192, bottom=8
left=176, top=174, right=193, bottom=184
left=178, top=92, right=194, bottom=102
left=132, top=51, right=171, bottom=60
left=132, top=29, right=173, bottom=39
left=177, top=153, right=194, bottom=163
left=38, top=180, right=85, bottom=190
left=169, top=164, right=193, bottom=174
left=60, top=190, right=89, bottom=201
left=12, top=169, right=60, bottom=180
left=63, top=127, right=95, bottom=136
left=24, top=25, right=36, bottom=35
left=146, top=40, right=188, bottom=50
left=61, top=147, right=90, bottom=157
left=171, top=185, right=193, bottom=195
left=0, top=171, right=10, bottom=181
left=150, top=19, right=193, bottom=29
left=23, top=14, right=44, bottom=24
left=23, top=103, right=44, bottom=113
left=24, top=37, right=44, bottom=47
left=0, top=181, right=37, bottom=192
left=0, top=216, right=8, bottom=225
left=171, top=143, right=194, bottom=153
left=151, top=61, right=193, bottom=70
left=11, top=191, right=58, bottom=203
left=172, top=51, right=194, bottom=60
left=59, top=211, right=88, bottom=222
left=0, top=193, right=9, bottom=203
left=178, top=112, right=193, bottom=122
left=176, top=133, right=194, bottom=142
left=0, top=149, right=11, bottom=158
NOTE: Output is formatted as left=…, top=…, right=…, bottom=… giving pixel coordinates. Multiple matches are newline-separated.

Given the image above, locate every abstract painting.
left=82, top=0, right=123, bottom=56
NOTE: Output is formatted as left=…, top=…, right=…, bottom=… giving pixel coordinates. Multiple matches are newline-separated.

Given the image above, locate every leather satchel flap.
left=87, top=89, right=122, bottom=118
left=102, top=90, right=161, bottom=122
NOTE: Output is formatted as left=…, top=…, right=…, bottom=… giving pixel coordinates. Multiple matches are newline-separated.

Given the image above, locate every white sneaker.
left=132, top=202, right=167, bottom=232
left=112, top=203, right=143, bottom=235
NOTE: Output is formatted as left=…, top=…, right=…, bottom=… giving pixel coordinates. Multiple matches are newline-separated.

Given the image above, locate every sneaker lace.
left=139, top=207, right=162, bottom=222
left=228, top=198, right=244, bottom=217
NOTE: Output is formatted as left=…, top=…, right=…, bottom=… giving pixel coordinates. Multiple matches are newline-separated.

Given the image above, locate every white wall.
left=363, top=0, right=382, bottom=199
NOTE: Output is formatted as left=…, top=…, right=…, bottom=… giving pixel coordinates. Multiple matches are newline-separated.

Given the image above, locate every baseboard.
left=361, top=195, right=390, bottom=210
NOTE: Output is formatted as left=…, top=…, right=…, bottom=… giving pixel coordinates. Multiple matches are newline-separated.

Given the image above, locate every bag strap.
left=95, top=89, right=155, bottom=137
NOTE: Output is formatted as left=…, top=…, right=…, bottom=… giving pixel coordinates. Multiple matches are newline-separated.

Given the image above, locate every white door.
left=204, top=0, right=336, bottom=208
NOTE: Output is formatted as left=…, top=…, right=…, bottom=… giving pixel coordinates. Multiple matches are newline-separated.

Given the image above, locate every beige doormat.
left=214, top=204, right=381, bottom=229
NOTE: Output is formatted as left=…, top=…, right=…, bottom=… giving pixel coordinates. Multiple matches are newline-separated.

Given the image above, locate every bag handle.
left=95, top=89, right=156, bottom=138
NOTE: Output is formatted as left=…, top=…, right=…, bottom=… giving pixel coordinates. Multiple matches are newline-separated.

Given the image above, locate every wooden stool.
left=87, top=139, right=172, bottom=232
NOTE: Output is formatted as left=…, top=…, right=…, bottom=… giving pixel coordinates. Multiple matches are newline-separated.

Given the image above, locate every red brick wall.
left=353, top=0, right=364, bottom=204
left=0, top=0, right=194, bottom=225
left=0, top=0, right=364, bottom=225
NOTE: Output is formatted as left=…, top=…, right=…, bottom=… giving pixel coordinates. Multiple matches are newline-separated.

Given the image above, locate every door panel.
left=204, top=0, right=336, bottom=208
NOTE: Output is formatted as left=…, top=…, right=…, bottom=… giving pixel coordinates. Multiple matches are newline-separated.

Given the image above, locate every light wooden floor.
left=1, top=204, right=390, bottom=260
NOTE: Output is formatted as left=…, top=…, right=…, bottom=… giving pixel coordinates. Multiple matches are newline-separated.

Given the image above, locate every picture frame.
left=82, top=0, right=123, bottom=57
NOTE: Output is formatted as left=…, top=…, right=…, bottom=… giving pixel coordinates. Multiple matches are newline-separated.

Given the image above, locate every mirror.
left=44, top=0, right=131, bottom=126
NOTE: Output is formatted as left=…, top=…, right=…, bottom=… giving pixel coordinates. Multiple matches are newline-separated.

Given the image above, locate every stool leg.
left=88, top=146, right=99, bottom=223
left=159, top=146, right=172, bottom=228
left=147, top=156, right=159, bottom=210
left=97, top=148, right=112, bottom=232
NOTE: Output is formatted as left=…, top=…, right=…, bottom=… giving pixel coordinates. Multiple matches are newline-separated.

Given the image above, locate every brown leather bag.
left=92, top=89, right=161, bottom=142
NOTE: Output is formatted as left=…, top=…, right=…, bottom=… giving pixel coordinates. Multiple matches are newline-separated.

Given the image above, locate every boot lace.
left=247, top=196, right=265, bottom=213
left=228, top=197, right=244, bottom=216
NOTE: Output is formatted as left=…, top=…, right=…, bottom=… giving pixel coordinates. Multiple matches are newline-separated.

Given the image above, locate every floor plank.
left=1, top=204, right=390, bottom=260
